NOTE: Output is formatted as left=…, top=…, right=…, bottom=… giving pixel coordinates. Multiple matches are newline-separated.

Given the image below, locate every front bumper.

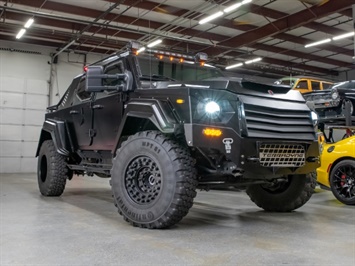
left=184, top=123, right=320, bottom=178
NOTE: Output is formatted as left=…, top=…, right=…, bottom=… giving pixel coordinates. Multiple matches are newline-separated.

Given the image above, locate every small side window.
left=322, top=83, right=332, bottom=90
left=296, top=80, right=308, bottom=90
left=311, top=81, right=321, bottom=91
left=73, top=78, right=91, bottom=104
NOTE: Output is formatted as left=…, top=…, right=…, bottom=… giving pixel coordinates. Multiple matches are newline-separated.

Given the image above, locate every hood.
left=155, top=77, right=305, bottom=102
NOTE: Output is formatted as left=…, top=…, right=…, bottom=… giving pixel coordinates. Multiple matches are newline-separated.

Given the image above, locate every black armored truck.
left=36, top=42, right=320, bottom=229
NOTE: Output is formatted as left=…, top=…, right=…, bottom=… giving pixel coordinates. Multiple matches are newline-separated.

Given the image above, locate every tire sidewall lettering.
left=112, top=137, right=176, bottom=224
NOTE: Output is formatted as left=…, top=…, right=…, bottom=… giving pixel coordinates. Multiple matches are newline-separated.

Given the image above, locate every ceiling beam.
left=204, top=0, right=355, bottom=51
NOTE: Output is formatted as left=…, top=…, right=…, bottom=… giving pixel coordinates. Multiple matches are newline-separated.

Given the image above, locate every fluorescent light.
left=199, top=11, right=223, bottom=25
left=304, top=38, right=331, bottom=48
left=225, top=63, right=243, bottom=69
left=137, top=47, right=146, bottom=54
left=16, top=29, right=26, bottom=39
left=332, top=32, right=354, bottom=41
left=224, top=0, right=252, bottom=13
left=147, top=39, right=162, bottom=48
left=24, top=18, right=34, bottom=28
left=224, top=3, right=242, bottom=13
left=245, top=57, right=262, bottom=64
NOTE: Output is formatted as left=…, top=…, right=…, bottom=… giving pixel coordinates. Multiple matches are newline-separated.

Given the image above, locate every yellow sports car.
left=317, top=130, right=355, bottom=205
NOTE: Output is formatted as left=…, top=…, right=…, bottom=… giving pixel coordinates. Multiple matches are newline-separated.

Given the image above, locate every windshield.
left=331, top=81, right=352, bottom=89
left=274, top=78, right=297, bottom=86
left=137, top=56, right=224, bottom=82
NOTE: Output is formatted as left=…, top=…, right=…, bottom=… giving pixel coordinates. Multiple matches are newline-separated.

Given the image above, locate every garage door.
left=0, top=76, right=48, bottom=173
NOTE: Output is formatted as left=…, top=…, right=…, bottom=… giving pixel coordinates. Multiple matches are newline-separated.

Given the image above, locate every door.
left=90, top=61, right=125, bottom=151
left=70, top=77, right=93, bottom=149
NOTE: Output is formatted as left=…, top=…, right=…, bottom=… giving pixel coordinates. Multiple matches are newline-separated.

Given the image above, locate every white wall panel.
left=1, top=125, right=23, bottom=141
left=26, top=79, right=48, bottom=95
left=0, top=76, right=26, bottom=93
left=0, top=92, right=24, bottom=108
left=0, top=141, right=22, bottom=157
left=0, top=108, right=23, bottom=124
left=0, top=158, right=21, bottom=173
left=24, top=94, right=48, bottom=109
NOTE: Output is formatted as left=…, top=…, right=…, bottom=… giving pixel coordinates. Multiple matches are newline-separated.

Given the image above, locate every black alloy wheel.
left=330, top=160, right=355, bottom=205
left=111, top=131, right=198, bottom=229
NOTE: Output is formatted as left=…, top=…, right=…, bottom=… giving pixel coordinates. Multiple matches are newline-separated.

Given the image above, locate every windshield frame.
left=134, top=54, right=225, bottom=82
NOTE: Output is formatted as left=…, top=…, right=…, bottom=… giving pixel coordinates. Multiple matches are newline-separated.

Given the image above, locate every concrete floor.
left=1, top=173, right=354, bottom=266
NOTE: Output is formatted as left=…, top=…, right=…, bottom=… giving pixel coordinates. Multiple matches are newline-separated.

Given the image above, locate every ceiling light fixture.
left=304, top=38, right=331, bottom=48
left=137, top=47, right=146, bottom=54
left=147, top=39, right=162, bottom=48
left=16, top=29, right=26, bottom=39
left=332, top=31, right=354, bottom=41
left=199, top=11, right=224, bottom=25
left=245, top=57, right=262, bottom=64
left=224, top=3, right=243, bottom=13
left=225, top=62, right=243, bottom=69
left=24, top=18, right=34, bottom=28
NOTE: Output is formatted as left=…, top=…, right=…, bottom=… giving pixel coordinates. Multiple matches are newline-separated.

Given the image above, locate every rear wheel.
left=246, top=174, right=316, bottom=211
left=329, top=160, right=355, bottom=205
left=37, top=140, right=68, bottom=196
left=111, top=131, right=198, bottom=229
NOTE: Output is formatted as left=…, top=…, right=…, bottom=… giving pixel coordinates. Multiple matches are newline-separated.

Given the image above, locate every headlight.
left=194, top=98, right=234, bottom=122
left=331, top=90, right=339, bottom=100
left=204, top=101, right=220, bottom=116
left=311, top=111, right=318, bottom=126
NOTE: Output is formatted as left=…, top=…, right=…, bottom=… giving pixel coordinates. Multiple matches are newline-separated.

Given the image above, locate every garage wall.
left=0, top=41, right=102, bottom=173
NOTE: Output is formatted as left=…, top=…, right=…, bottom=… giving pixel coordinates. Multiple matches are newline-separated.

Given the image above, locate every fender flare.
left=35, top=119, right=72, bottom=157
left=113, top=99, right=177, bottom=153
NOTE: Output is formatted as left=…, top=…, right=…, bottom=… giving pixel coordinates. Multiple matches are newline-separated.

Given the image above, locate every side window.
left=322, top=83, right=332, bottom=90
left=96, top=62, right=124, bottom=100
left=311, top=81, right=321, bottom=91
left=103, top=62, right=124, bottom=86
left=73, top=78, right=91, bottom=105
left=296, top=80, right=308, bottom=90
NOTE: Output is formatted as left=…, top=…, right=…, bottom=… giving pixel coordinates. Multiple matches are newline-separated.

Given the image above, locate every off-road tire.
left=111, top=131, right=198, bottom=229
left=329, top=160, right=355, bottom=205
left=246, top=174, right=316, bottom=211
left=37, top=140, right=68, bottom=196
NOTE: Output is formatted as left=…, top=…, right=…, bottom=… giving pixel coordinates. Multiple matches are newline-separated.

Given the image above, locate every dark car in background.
left=303, top=80, right=355, bottom=123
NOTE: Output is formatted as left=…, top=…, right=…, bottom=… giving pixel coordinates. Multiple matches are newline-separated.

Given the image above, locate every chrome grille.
left=259, top=144, right=305, bottom=167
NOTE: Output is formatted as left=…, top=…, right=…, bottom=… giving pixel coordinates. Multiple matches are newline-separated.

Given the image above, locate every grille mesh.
left=259, top=144, right=305, bottom=167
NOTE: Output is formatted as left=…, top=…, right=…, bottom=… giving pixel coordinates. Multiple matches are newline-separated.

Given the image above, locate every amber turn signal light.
left=203, top=128, right=222, bottom=137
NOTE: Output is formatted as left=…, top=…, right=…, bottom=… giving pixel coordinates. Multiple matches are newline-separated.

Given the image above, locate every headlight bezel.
left=194, top=98, right=235, bottom=123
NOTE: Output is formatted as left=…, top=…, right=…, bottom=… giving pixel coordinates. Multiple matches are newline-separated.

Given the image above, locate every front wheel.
left=37, top=140, right=68, bottom=196
left=111, top=131, right=198, bottom=229
left=246, top=174, right=316, bottom=212
left=329, top=160, right=355, bottom=205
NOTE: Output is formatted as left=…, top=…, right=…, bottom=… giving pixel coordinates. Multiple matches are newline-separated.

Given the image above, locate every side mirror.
left=85, top=66, right=133, bottom=92
left=86, top=66, right=103, bottom=92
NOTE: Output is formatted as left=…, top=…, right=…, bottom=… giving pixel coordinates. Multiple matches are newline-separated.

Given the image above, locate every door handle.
left=92, top=104, right=104, bottom=110
left=70, top=110, right=79, bottom=115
